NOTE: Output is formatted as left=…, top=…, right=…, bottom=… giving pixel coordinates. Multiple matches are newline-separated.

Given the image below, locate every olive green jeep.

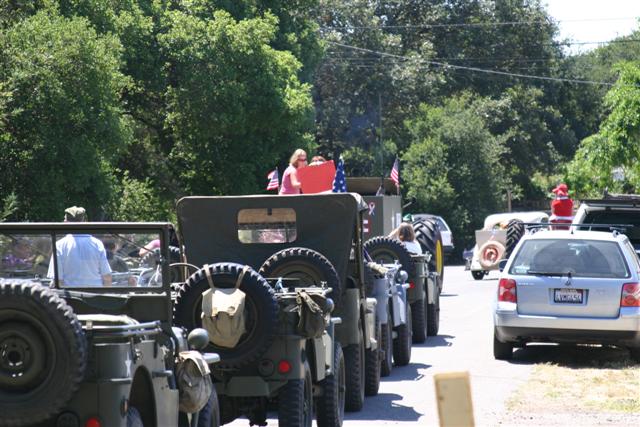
left=175, top=193, right=379, bottom=425
left=0, top=222, right=219, bottom=427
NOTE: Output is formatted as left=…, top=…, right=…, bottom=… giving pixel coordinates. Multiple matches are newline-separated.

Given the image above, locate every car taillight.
left=85, top=418, right=101, bottom=427
left=621, top=283, right=640, bottom=307
left=498, top=278, right=517, bottom=303
left=409, top=281, right=415, bottom=289
left=277, top=360, right=291, bottom=374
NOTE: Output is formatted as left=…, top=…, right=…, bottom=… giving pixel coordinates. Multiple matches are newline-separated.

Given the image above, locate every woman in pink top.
left=279, top=149, right=307, bottom=194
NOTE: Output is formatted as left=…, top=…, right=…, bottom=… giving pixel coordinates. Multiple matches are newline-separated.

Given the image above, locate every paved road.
left=227, top=265, right=534, bottom=426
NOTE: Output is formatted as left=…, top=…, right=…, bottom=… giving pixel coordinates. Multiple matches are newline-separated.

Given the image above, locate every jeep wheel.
left=411, top=294, right=427, bottom=344
left=505, top=219, right=525, bottom=258
left=0, top=281, right=88, bottom=426
left=413, top=218, right=444, bottom=290
left=259, top=247, right=341, bottom=306
left=393, top=303, right=412, bottom=366
left=278, top=362, right=313, bottom=427
left=380, top=314, right=393, bottom=377
left=316, top=342, right=345, bottom=427
left=173, top=263, right=278, bottom=368
left=343, top=329, right=365, bottom=412
left=364, top=322, right=381, bottom=396
left=426, top=285, right=440, bottom=336
left=363, top=236, right=415, bottom=277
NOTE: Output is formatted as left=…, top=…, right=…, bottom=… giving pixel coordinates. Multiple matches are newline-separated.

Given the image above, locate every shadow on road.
left=414, top=334, right=454, bottom=349
left=382, top=362, right=431, bottom=382
left=344, top=392, right=424, bottom=421
left=508, top=343, right=635, bottom=368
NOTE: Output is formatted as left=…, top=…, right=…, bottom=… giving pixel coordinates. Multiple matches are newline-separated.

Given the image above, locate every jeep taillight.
left=621, top=283, right=640, bottom=307
left=498, top=278, right=517, bottom=303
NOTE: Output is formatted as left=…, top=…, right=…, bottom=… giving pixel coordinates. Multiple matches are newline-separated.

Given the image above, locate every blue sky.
left=545, top=0, right=640, bottom=53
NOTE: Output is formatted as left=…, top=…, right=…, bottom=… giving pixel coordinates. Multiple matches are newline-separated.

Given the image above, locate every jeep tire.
left=411, top=295, right=427, bottom=344
left=364, top=322, right=381, bottom=396
left=278, top=361, right=313, bottom=427
left=505, top=219, right=525, bottom=258
left=343, top=329, right=365, bottom=412
left=0, top=281, right=88, bottom=426
left=413, top=218, right=445, bottom=290
left=426, top=284, right=440, bottom=336
left=259, top=247, right=341, bottom=306
left=316, top=342, right=346, bottom=427
left=363, top=236, right=415, bottom=277
left=173, top=263, right=278, bottom=368
left=393, top=303, right=412, bottom=366
left=380, top=306, right=393, bottom=377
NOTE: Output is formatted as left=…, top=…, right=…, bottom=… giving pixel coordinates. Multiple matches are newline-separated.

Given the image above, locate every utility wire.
left=321, top=16, right=639, bottom=30
left=327, top=41, right=621, bottom=86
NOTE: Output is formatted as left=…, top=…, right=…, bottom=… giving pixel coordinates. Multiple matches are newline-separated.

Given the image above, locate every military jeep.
left=174, top=193, right=379, bottom=423
left=347, top=177, right=441, bottom=340
left=0, top=222, right=219, bottom=427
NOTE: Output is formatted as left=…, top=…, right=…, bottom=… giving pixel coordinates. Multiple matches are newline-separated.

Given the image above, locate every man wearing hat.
left=550, top=183, right=573, bottom=230
left=47, top=206, right=112, bottom=286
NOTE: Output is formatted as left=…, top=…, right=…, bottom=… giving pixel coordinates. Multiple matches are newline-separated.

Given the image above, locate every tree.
left=402, top=94, right=508, bottom=252
left=566, top=62, right=640, bottom=196
left=159, top=10, right=314, bottom=195
left=0, top=10, right=130, bottom=220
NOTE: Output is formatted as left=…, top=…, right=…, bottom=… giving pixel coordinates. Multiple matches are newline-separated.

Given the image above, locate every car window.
left=509, top=238, right=630, bottom=278
left=436, top=217, right=450, bottom=232
left=237, top=208, right=297, bottom=243
left=623, top=238, right=640, bottom=272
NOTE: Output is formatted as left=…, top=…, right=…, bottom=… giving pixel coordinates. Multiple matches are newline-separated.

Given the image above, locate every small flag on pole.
left=390, top=157, right=400, bottom=188
left=266, top=168, right=279, bottom=191
left=332, top=157, right=347, bottom=193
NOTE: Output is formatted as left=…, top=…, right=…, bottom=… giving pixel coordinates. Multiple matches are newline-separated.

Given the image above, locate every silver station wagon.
left=493, top=228, right=640, bottom=361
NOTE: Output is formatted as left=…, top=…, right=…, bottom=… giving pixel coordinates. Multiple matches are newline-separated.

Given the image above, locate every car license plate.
left=554, top=288, right=583, bottom=304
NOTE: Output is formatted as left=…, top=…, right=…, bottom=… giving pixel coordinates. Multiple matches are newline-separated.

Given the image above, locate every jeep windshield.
left=0, top=225, right=167, bottom=289
left=509, top=239, right=630, bottom=278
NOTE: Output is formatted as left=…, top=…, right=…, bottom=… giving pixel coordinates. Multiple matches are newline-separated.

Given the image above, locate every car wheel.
left=493, top=330, right=513, bottom=360
left=259, top=247, right=341, bottom=306
left=173, top=263, right=278, bottom=368
left=471, top=270, right=485, bottom=280
left=0, top=281, right=88, bottom=426
left=315, top=342, right=345, bottom=427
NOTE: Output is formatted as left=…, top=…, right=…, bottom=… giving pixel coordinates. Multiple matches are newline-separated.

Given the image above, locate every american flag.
left=266, top=168, right=279, bottom=191
left=390, top=157, right=400, bottom=188
left=332, top=157, right=347, bottom=192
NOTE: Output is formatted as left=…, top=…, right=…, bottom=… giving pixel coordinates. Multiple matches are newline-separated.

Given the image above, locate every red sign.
left=297, top=160, right=336, bottom=194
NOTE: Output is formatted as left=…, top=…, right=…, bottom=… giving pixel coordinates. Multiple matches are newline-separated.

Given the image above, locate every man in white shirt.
left=48, top=206, right=112, bottom=287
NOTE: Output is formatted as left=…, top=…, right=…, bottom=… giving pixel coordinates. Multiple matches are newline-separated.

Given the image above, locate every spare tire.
left=0, top=281, right=88, bottom=426
left=363, top=237, right=415, bottom=278
left=505, top=219, right=525, bottom=258
left=259, top=247, right=341, bottom=306
left=413, top=219, right=444, bottom=289
left=478, top=241, right=505, bottom=270
left=173, top=263, right=278, bottom=368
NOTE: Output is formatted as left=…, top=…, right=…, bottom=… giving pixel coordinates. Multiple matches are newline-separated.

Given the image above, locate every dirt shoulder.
left=498, top=344, right=640, bottom=426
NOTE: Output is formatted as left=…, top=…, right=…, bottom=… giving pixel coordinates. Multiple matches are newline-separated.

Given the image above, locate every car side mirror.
left=187, top=328, right=209, bottom=351
left=498, top=259, right=508, bottom=272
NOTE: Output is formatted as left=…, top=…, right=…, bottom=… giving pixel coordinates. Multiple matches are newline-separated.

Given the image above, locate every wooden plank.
left=434, top=371, right=475, bottom=427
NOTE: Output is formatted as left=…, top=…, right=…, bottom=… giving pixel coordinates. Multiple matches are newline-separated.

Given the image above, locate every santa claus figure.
left=550, top=183, right=573, bottom=229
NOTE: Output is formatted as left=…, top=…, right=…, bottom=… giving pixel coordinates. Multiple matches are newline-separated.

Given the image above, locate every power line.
left=326, top=41, right=621, bottom=86
left=321, top=16, right=639, bottom=30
